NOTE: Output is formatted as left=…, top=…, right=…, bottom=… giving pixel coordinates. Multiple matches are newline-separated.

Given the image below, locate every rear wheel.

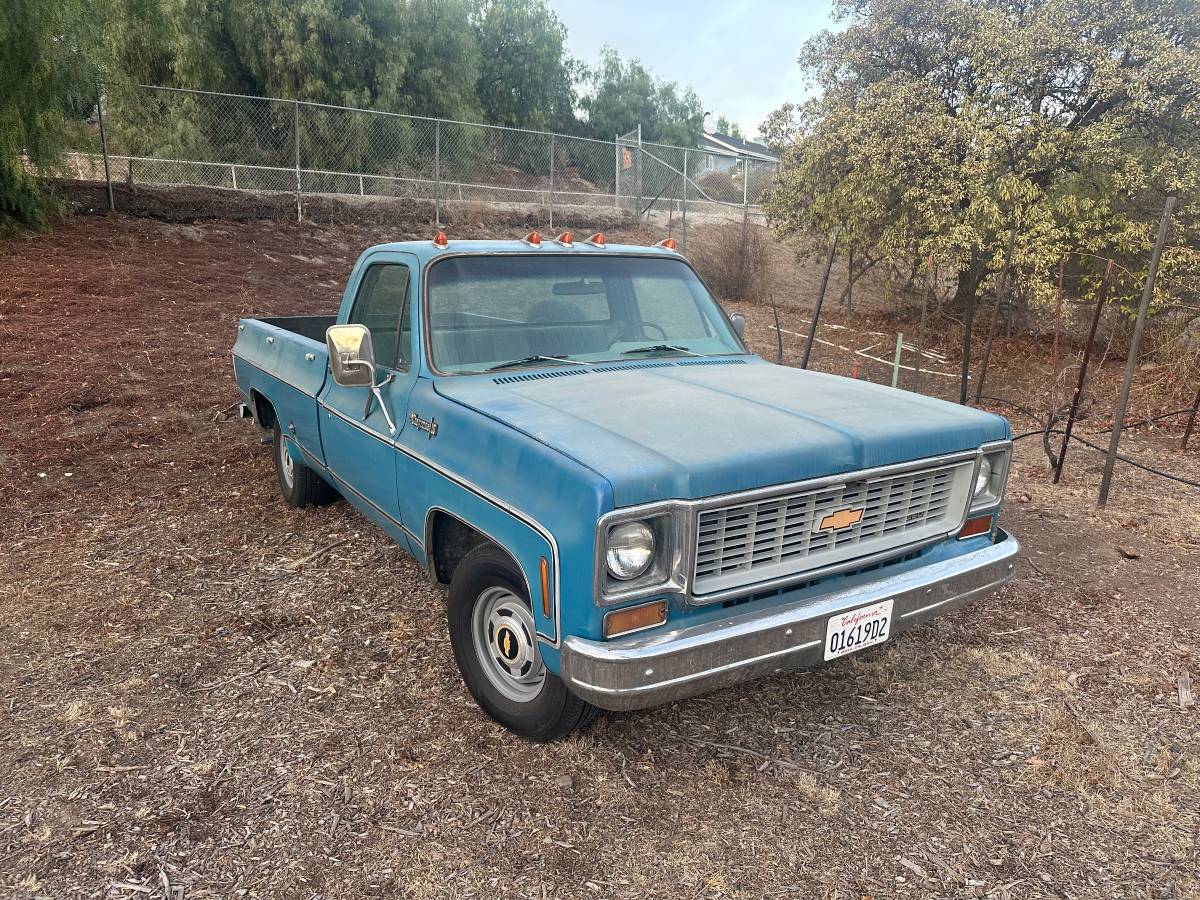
left=272, top=421, right=337, bottom=508
left=447, top=544, right=598, bottom=741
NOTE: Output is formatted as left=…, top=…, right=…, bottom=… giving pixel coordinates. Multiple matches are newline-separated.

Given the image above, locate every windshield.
left=426, top=254, right=744, bottom=373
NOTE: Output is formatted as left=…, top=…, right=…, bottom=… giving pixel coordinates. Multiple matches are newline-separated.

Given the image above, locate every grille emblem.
left=817, top=507, right=865, bottom=532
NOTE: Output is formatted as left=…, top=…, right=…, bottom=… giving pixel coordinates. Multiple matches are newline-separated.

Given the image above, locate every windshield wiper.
left=487, top=354, right=591, bottom=372
left=621, top=343, right=701, bottom=357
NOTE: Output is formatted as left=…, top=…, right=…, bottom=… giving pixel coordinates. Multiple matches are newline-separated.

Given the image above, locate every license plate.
left=823, top=599, right=894, bottom=661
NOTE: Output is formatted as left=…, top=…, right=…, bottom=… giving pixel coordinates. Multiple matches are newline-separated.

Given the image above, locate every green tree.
left=470, top=0, right=576, bottom=132
left=1, top=0, right=111, bottom=228
left=757, top=102, right=797, bottom=152
left=764, top=0, right=1200, bottom=313
left=714, top=115, right=744, bottom=139
left=581, top=48, right=704, bottom=147
left=104, top=0, right=483, bottom=182
left=161, top=0, right=480, bottom=120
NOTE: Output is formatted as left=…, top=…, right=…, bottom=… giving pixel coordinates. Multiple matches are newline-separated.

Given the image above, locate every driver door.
left=319, top=255, right=418, bottom=527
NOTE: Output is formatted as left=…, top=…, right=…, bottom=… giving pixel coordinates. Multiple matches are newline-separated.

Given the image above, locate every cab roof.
left=367, top=237, right=682, bottom=263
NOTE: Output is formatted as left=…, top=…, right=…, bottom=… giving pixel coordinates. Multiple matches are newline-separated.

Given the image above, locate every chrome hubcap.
left=279, top=437, right=295, bottom=488
left=471, top=586, right=545, bottom=703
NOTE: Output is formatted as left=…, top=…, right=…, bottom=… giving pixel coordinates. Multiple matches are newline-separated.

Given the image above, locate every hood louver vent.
left=492, top=368, right=591, bottom=385
left=492, top=357, right=748, bottom=384
left=590, top=361, right=677, bottom=372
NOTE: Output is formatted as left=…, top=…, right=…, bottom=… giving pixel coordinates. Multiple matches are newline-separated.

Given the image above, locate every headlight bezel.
left=970, top=441, right=1011, bottom=513
left=594, top=502, right=688, bottom=606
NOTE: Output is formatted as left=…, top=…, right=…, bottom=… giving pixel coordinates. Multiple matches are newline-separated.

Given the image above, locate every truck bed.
left=232, top=315, right=334, bottom=467
left=257, top=314, right=337, bottom=343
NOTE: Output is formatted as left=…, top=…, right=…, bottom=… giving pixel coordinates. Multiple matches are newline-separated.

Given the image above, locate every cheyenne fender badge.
left=409, top=412, right=438, bottom=438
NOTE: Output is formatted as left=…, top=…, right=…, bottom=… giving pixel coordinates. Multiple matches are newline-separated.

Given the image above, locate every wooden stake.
left=800, top=227, right=842, bottom=369
left=1098, top=197, right=1175, bottom=506
left=1054, top=260, right=1113, bottom=483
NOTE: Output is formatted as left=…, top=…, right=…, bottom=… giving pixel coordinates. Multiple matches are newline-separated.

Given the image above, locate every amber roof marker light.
left=523, top=230, right=543, bottom=246
left=585, top=232, right=606, bottom=247
left=655, top=237, right=678, bottom=251
left=554, top=230, right=574, bottom=246
left=432, top=230, right=448, bottom=248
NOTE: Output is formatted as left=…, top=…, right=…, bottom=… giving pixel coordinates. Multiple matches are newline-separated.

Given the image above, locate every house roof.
left=701, top=132, right=778, bottom=162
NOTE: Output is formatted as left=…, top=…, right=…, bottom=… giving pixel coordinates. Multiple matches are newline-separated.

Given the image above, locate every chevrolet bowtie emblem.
left=818, top=508, right=865, bottom=531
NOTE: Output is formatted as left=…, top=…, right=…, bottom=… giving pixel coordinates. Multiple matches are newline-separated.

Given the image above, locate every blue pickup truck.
left=232, top=231, right=1018, bottom=740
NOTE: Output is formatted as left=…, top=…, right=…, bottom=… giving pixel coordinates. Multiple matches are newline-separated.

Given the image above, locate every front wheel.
left=447, top=544, right=598, bottom=741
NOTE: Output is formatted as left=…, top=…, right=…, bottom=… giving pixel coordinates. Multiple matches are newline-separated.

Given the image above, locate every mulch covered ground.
left=1, top=215, right=1197, bottom=899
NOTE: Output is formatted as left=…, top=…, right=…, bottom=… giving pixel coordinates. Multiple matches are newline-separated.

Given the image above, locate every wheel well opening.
left=250, top=390, right=276, bottom=429
left=429, top=512, right=494, bottom=585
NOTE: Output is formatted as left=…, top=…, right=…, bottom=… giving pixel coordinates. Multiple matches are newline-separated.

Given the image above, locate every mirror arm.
left=361, top=367, right=397, bottom=434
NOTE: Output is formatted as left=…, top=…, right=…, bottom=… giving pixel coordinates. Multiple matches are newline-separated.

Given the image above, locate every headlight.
left=605, top=521, right=656, bottom=580
left=970, top=445, right=1010, bottom=511
left=974, top=455, right=993, bottom=498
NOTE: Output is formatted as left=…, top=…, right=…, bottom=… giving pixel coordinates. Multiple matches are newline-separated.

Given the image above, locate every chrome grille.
left=692, top=459, right=974, bottom=595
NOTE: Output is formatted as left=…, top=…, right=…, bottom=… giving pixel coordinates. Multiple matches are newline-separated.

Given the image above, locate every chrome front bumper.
left=560, top=529, right=1019, bottom=711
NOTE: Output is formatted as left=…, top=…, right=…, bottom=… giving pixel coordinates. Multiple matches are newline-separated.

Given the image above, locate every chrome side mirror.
left=324, top=323, right=398, bottom=434
left=730, top=312, right=746, bottom=339
left=326, top=324, right=376, bottom=387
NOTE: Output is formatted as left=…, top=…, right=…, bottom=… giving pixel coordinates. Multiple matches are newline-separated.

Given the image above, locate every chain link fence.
left=64, top=83, right=777, bottom=229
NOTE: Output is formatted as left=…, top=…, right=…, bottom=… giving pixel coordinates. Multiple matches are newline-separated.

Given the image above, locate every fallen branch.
left=285, top=537, right=352, bottom=571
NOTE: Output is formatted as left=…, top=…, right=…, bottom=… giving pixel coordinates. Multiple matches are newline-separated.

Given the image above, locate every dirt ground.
left=1, top=215, right=1197, bottom=900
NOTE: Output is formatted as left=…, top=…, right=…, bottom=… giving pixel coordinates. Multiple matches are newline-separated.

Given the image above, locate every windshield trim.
left=420, top=250, right=749, bottom=377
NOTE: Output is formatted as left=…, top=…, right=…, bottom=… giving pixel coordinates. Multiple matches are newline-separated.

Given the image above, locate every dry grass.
left=0, top=216, right=1197, bottom=899
left=687, top=218, right=771, bottom=303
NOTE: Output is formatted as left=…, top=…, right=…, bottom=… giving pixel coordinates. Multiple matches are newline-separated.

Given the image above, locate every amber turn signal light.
left=432, top=230, right=448, bottom=248
left=540, top=557, right=551, bottom=620
left=958, top=515, right=993, bottom=539
left=656, top=237, right=678, bottom=250
left=603, top=600, right=668, bottom=639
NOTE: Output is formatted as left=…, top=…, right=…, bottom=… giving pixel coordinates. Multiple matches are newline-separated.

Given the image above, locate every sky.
left=548, top=0, right=836, bottom=141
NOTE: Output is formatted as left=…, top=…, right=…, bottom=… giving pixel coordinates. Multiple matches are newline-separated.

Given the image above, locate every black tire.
left=448, top=544, right=599, bottom=741
left=272, top=421, right=338, bottom=508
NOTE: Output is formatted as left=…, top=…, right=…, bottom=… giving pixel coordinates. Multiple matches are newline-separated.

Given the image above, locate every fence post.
left=1098, top=196, right=1175, bottom=506
left=681, top=148, right=688, bottom=254
left=293, top=99, right=302, bottom=222
left=548, top=133, right=555, bottom=230
left=1054, top=259, right=1113, bottom=483
left=891, top=333, right=904, bottom=388
left=801, top=227, right=842, bottom=369
left=95, top=80, right=115, bottom=212
left=614, top=133, right=620, bottom=209
left=231, top=165, right=237, bottom=191
left=434, top=120, right=441, bottom=228
left=636, top=124, right=643, bottom=222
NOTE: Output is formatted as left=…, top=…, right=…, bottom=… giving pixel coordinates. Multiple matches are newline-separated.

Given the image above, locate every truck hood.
left=434, top=358, right=1010, bottom=507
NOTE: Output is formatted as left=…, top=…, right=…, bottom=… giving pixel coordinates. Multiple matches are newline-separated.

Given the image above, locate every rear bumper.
left=560, top=529, right=1019, bottom=711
